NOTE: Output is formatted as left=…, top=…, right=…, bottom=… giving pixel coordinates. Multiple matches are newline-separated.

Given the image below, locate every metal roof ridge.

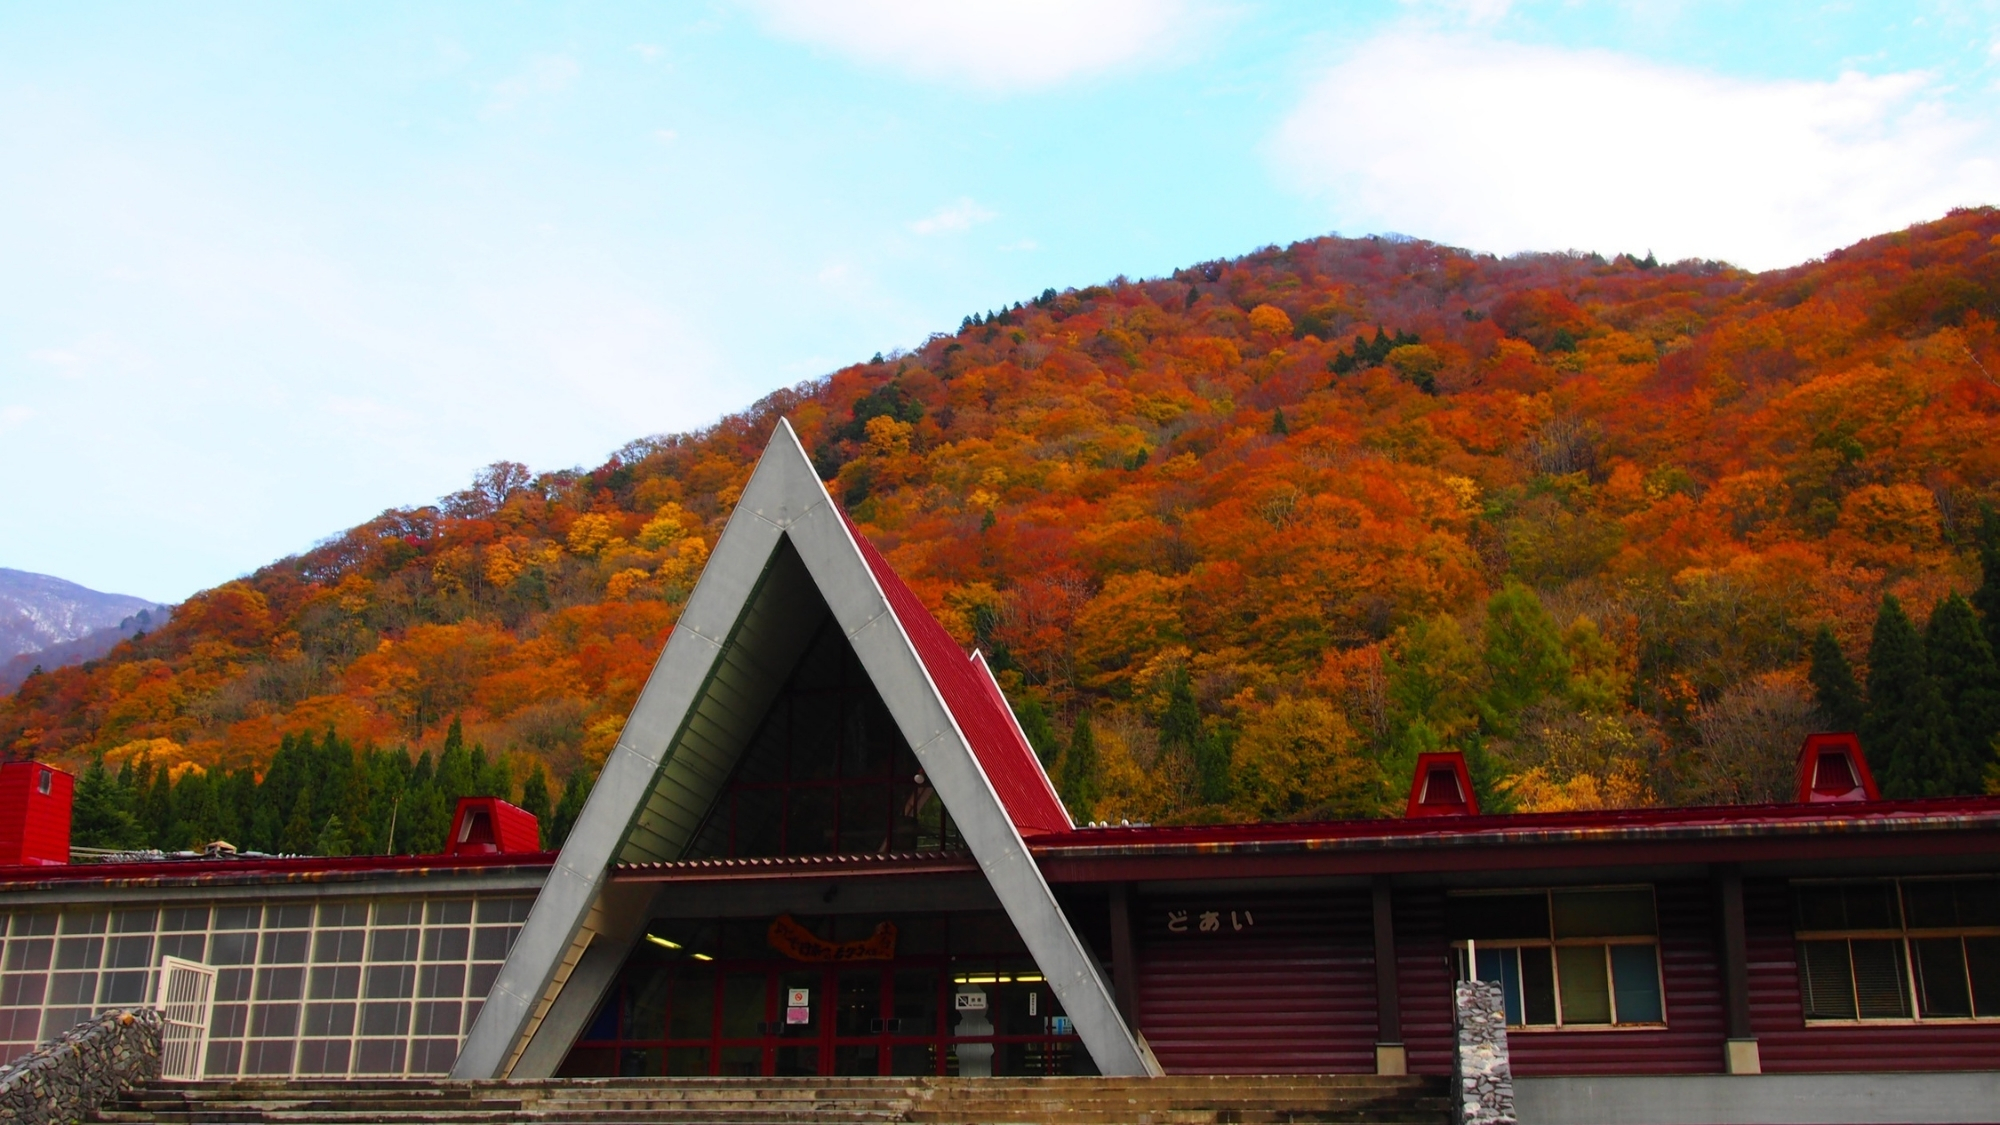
left=615, top=849, right=975, bottom=871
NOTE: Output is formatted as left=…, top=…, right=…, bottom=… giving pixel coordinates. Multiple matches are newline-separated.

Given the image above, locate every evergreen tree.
left=1808, top=624, right=1866, bottom=733
left=1925, top=592, right=2000, bottom=793
left=1271, top=407, right=1289, bottom=436
left=280, top=781, right=319, bottom=854
left=315, top=815, right=352, bottom=858
left=519, top=763, right=553, bottom=847
left=1058, top=712, right=1101, bottom=820
left=1975, top=504, right=2000, bottom=654
left=1011, top=690, right=1061, bottom=768
left=1158, top=667, right=1206, bottom=808
left=549, top=768, right=593, bottom=850
left=72, top=755, right=144, bottom=850
left=1864, top=594, right=1960, bottom=797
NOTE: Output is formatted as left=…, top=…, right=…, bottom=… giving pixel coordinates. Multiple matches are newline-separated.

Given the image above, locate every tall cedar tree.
left=519, top=764, right=553, bottom=848
left=1925, top=593, right=2000, bottom=793
left=1010, top=689, right=1061, bottom=768
left=1975, top=505, right=2000, bottom=653
left=1058, top=712, right=1101, bottom=819
left=1864, top=595, right=1960, bottom=797
left=549, top=768, right=592, bottom=850
left=73, top=755, right=144, bottom=849
left=1809, top=625, right=1866, bottom=734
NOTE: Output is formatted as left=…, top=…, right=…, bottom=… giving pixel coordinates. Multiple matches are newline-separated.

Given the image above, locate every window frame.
left=1792, top=876, right=2000, bottom=1026
left=1448, top=885, right=1668, bottom=1032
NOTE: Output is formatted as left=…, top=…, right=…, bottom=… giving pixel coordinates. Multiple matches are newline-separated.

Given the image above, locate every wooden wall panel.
left=1134, top=891, right=1376, bottom=1074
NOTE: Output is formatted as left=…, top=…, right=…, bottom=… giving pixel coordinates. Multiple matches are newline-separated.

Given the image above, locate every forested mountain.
left=9, top=209, right=2000, bottom=853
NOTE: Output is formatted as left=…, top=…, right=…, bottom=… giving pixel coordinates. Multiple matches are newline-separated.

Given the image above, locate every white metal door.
left=154, top=956, right=216, bottom=1080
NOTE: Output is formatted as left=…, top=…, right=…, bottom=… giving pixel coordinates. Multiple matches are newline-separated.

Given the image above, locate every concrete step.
left=95, top=1075, right=1453, bottom=1125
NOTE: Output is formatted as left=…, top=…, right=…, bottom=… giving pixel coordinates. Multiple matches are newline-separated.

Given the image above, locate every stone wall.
left=1454, top=980, right=1516, bottom=1125
left=0, top=1008, right=162, bottom=1125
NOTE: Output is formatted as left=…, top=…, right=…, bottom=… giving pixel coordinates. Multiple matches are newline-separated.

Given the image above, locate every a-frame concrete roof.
left=452, top=420, right=1151, bottom=1079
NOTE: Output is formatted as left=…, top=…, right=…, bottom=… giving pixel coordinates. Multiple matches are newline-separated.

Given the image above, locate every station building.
left=0, top=422, right=1995, bottom=1101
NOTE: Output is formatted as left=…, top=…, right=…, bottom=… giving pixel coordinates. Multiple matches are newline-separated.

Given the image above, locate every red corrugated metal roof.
left=0, top=849, right=555, bottom=889
left=1029, top=795, right=2000, bottom=857
left=843, top=512, right=1073, bottom=837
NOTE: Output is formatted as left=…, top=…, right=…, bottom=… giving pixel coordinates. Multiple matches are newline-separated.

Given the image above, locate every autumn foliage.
left=9, top=209, right=2000, bottom=840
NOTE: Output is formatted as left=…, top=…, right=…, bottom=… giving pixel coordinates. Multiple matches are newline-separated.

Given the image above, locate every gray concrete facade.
left=453, top=420, right=1151, bottom=1079
left=1515, top=1073, right=2000, bottom=1125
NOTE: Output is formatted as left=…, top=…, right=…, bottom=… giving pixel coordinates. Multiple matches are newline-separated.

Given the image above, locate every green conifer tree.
left=1271, top=407, right=1289, bottom=436
left=1925, top=592, right=2000, bottom=793
left=72, top=755, right=144, bottom=850
left=1058, top=712, right=1101, bottom=820
left=519, top=763, right=553, bottom=846
left=1808, top=624, right=1866, bottom=733
left=1010, top=689, right=1061, bottom=768
left=1864, top=594, right=1960, bottom=796
left=549, top=769, right=593, bottom=850
left=1972, top=504, right=2000, bottom=653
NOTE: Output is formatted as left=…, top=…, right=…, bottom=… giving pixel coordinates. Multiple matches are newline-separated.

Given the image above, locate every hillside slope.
left=7, top=210, right=2000, bottom=845
left=0, top=569, right=160, bottom=662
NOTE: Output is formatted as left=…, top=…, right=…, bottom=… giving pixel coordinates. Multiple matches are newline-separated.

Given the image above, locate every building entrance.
left=557, top=912, right=1092, bottom=1078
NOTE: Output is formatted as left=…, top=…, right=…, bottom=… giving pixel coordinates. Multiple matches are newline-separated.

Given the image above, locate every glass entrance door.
left=558, top=913, right=1091, bottom=1077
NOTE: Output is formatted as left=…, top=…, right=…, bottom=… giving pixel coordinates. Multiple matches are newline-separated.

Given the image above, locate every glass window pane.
left=374, top=901, right=419, bottom=927
left=1903, top=882, right=1957, bottom=929
left=1959, top=880, right=2000, bottom=928
left=788, top=790, right=835, bottom=856
left=1843, top=884, right=1900, bottom=930
left=1914, top=938, right=1972, bottom=1018
left=112, top=909, right=157, bottom=934
left=425, top=900, right=472, bottom=926
left=1967, top=937, right=2000, bottom=1018
left=265, top=904, right=312, bottom=930
left=721, top=974, right=765, bottom=1039
left=260, top=931, right=308, bottom=964
left=1794, top=885, right=1845, bottom=931
left=421, top=928, right=469, bottom=961
left=837, top=970, right=881, bottom=1036
left=665, top=1047, right=709, bottom=1076
left=1799, top=940, right=1857, bottom=1019
left=1471, top=948, right=1521, bottom=1026
left=669, top=964, right=714, bottom=1040
left=1446, top=894, right=1549, bottom=941
left=1516, top=950, right=1557, bottom=1026
left=106, top=935, right=151, bottom=969
left=1553, top=890, right=1656, bottom=939
left=1850, top=939, right=1910, bottom=1018
left=162, top=907, right=209, bottom=932
left=1610, top=945, right=1663, bottom=1023
left=213, top=906, right=258, bottom=931
left=893, top=970, right=938, bottom=1037
left=6, top=939, right=50, bottom=972
left=625, top=970, right=670, bottom=1040
left=1556, top=945, right=1612, bottom=1024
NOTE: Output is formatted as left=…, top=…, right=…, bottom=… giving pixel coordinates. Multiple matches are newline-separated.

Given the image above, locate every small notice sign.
left=787, top=988, right=810, bottom=1007
left=785, top=1006, right=811, bottom=1025
left=954, top=992, right=988, bottom=1011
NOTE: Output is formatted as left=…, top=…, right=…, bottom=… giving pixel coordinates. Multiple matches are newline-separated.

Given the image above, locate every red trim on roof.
left=0, top=849, right=556, bottom=888
left=841, top=512, right=1073, bottom=837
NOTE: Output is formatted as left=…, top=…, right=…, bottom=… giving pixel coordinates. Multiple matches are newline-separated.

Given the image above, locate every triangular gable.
left=453, top=420, right=1148, bottom=1079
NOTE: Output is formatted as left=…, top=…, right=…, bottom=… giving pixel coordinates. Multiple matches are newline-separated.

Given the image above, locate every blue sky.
left=3, top=0, right=1998, bottom=603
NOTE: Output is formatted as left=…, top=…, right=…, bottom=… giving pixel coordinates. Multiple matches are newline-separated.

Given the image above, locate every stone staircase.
left=92, top=1075, right=1452, bottom=1125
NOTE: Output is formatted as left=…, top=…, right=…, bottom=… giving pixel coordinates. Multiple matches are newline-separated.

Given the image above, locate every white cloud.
left=654, top=128, right=679, bottom=143
left=909, top=197, right=998, bottom=235
left=1271, top=34, right=2000, bottom=269
left=486, top=53, right=580, bottom=114
left=742, top=0, right=1208, bottom=92
left=0, top=406, right=33, bottom=431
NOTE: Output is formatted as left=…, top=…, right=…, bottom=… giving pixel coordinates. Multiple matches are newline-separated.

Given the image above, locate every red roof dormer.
left=1796, top=732, right=1879, bottom=804
left=446, top=797, right=542, bottom=855
left=0, top=762, right=72, bottom=866
left=1406, top=751, right=1478, bottom=818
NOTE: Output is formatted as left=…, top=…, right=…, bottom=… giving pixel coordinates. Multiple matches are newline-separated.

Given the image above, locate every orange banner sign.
left=766, top=914, right=898, bottom=963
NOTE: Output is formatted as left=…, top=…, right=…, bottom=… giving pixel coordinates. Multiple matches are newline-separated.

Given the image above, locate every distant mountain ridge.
left=0, top=569, right=167, bottom=690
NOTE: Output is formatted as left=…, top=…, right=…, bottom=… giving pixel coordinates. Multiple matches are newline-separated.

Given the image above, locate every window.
left=1794, top=877, right=2000, bottom=1022
left=1448, top=887, right=1664, bottom=1029
left=0, top=895, right=534, bottom=1074
left=686, top=618, right=958, bottom=859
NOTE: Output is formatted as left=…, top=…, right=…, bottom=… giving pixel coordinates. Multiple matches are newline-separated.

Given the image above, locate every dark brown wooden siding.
left=1391, top=888, right=1457, bottom=1077
left=1745, top=878, right=2000, bottom=1071
left=1134, top=891, right=1377, bottom=1074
